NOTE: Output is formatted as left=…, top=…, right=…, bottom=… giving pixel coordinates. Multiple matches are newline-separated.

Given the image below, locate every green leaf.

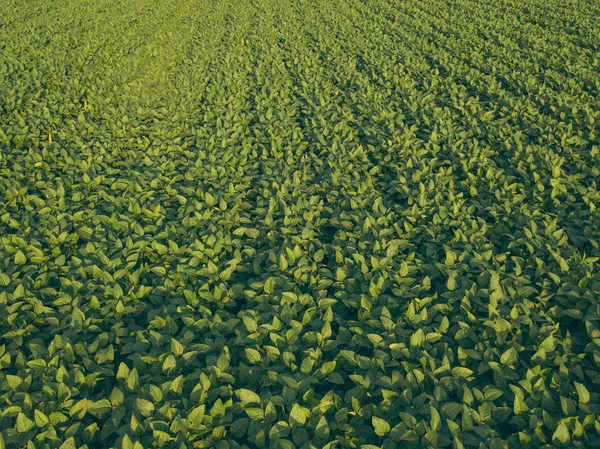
left=559, top=257, right=569, bottom=273
left=245, top=407, right=264, bottom=420
left=136, top=398, right=154, bottom=417
left=514, top=395, right=529, bottom=414
left=452, top=367, right=474, bottom=379
left=316, top=415, right=330, bottom=440
left=34, top=409, right=50, bottom=427
left=314, top=249, right=325, bottom=262
left=231, top=417, right=250, bottom=436
left=15, top=412, right=34, bottom=433
left=216, top=350, right=229, bottom=371
left=116, top=362, right=130, bottom=381
left=245, top=228, right=260, bottom=239
left=539, top=334, right=556, bottom=352
left=410, top=329, right=425, bottom=347
left=152, top=242, right=168, bottom=255
left=188, top=405, right=205, bottom=428
left=171, top=339, right=184, bottom=357
left=445, top=250, right=457, bottom=267
left=552, top=421, right=570, bottom=445
left=264, top=277, right=276, bottom=295
left=269, top=421, right=290, bottom=440
left=489, top=271, right=500, bottom=290
left=122, top=434, right=135, bottom=449
left=59, top=438, right=76, bottom=449
left=372, top=416, right=390, bottom=436
left=574, top=382, right=590, bottom=404
left=219, top=266, right=235, bottom=281
left=447, top=274, right=457, bottom=291
left=14, top=250, right=26, bottom=265
left=0, top=273, right=9, bottom=286
left=242, top=316, right=258, bottom=333
left=500, top=348, right=517, bottom=365
left=6, top=374, right=22, bottom=389
left=88, top=399, right=112, bottom=417
left=441, top=403, right=462, bottom=420
left=236, top=388, right=261, bottom=406
left=162, top=354, right=177, bottom=373
left=369, top=280, right=381, bottom=297
left=110, top=387, right=125, bottom=407
left=277, top=440, right=295, bottom=449
left=245, top=348, right=261, bottom=364
left=430, top=405, right=441, bottom=432
left=279, top=254, right=288, bottom=271
left=151, top=266, right=166, bottom=276
left=205, top=192, right=215, bottom=206
left=290, top=404, right=307, bottom=426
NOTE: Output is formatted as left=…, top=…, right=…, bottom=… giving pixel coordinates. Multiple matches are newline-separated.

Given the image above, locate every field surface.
left=1, top=0, right=600, bottom=448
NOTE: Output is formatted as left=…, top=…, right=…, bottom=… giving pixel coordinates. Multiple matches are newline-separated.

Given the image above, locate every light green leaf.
left=171, top=339, right=184, bottom=357
left=447, top=274, right=457, bottom=291
left=552, top=421, right=570, bottom=445
left=410, top=329, right=425, bottom=347
left=372, top=416, right=390, bottom=436
left=501, top=348, right=517, bottom=365
left=34, top=409, right=50, bottom=427
left=136, top=398, right=154, bottom=417
left=245, top=407, right=264, bottom=420
left=59, top=437, right=76, bottom=449
left=0, top=273, right=9, bottom=287
left=264, top=277, right=276, bottom=295
left=236, top=388, right=261, bottom=406
left=245, top=228, right=260, bottom=239
left=14, top=250, right=26, bottom=265
left=430, top=405, right=441, bottom=431
left=514, top=395, right=529, bottom=415
left=122, top=434, right=135, bottom=449
left=205, top=192, right=215, bottom=206
left=6, top=375, right=22, bottom=389
left=269, top=421, right=290, bottom=440
left=245, top=348, right=261, bottom=364
left=242, top=316, right=258, bottom=333
left=116, top=362, right=130, bottom=381
left=574, top=382, right=590, bottom=404
left=162, top=354, right=177, bottom=373
left=290, top=404, right=307, bottom=426
left=316, top=415, right=330, bottom=440
left=15, top=412, right=35, bottom=433
left=88, top=399, right=112, bottom=417
left=445, top=250, right=457, bottom=267
left=110, top=387, right=125, bottom=407
left=489, top=271, right=500, bottom=290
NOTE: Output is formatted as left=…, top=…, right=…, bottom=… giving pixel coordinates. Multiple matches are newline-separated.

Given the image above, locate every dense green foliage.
left=1, top=0, right=600, bottom=448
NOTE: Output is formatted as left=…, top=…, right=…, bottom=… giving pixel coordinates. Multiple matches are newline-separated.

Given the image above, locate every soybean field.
left=1, top=0, right=600, bottom=448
